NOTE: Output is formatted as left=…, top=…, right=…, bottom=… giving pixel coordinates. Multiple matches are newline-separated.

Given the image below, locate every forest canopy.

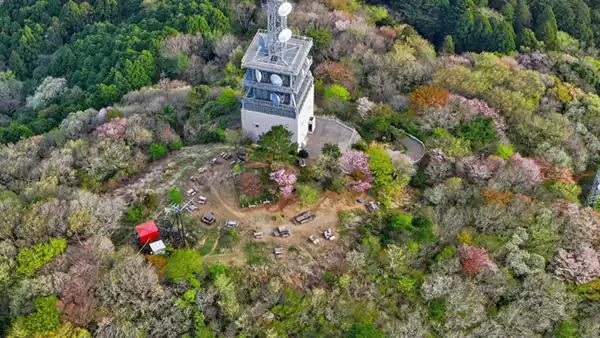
left=2, top=0, right=600, bottom=337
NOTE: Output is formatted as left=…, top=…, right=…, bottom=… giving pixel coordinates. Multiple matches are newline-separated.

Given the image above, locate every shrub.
left=149, top=143, right=168, bottom=161
left=409, top=86, right=450, bottom=112
left=298, top=149, right=309, bottom=159
left=168, top=139, right=183, bottom=151
left=297, top=184, right=320, bottom=205
left=165, top=249, right=203, bottom=285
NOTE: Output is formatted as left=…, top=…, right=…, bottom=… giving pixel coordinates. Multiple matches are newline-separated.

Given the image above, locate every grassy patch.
left=197, top=227, right=219, bottom=256
left=217, top=227, right=240, bottom=252
left=245, top=242, right=269, bottom=266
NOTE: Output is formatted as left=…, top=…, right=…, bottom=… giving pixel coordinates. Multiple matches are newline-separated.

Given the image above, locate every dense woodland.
left=2, top=0, right=600, bottom=337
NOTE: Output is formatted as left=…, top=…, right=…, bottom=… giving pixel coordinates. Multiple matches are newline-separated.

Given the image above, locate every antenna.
left=266, top=0, right=291, bottom=56
left=278, top=2, right=292, bottom=16
left=270, top=74, right=283, bottom=86
left=270, top=93, right=281, bottom=105
left=255, top=69, right=262, bottom=82
left=278, top=29, right=292, bottom=43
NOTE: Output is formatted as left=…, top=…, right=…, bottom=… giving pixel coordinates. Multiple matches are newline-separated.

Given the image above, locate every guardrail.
left=391, top=126, right=426, bottom=164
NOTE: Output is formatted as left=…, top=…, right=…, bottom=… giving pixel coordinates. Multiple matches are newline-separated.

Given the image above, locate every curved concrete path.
left=393, top=127, right=426, bottom=163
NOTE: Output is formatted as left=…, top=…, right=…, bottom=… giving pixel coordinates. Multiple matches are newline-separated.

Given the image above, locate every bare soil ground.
left=116, top=143, right=367, bottom=267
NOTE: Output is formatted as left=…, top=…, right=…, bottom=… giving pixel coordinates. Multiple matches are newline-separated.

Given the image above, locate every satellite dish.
left=270, top=93, right=281, bottom=105
left=254, top=69, right=262, bottom=82
left=278, top=2, right=293, bottom=16
left=278, top=28, right=292, bottom=43
left=270, top=74, right=283, bottom=86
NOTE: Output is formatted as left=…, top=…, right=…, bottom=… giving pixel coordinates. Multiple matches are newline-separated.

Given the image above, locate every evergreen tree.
left=470, top=13, right=493, bottom=52
left=518, top=28, right=539, bottom=51
left=454, top=10, right=475, bottom=52
left=536, top=7, right=558, bottom=34
left=501, top=1, right=515, bottom=23
left=513, top=0, right=532, bottom=33
left=441, top=35, right=455, bottom=54
left=537, top=21, right=559, bottom=50
left=491, top=20, right=516, bottom=53
left=554, top=0, right=576, bottom=36
left=60, top=0, right=83, bottom=34
left=535, top=7, right=559, bottom=50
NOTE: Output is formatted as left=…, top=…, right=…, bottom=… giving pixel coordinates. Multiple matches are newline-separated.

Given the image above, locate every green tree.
left=307, top=29, right=333, bottom=53
left=16, top=238, right=67, bottom=277
left=61, top=0, right=83, bottom=33
left=165, top=249, right=203, bottom=286
left=441, top=35, right=455, bottom=54
left=457, top=117, right=498, bottom=150
left=518, top=28, right=539, bottom=51
left=535, top=7, right=559, bottom=50
left=513, top=0, right=532, bottom=33
left=253, top=125, right=296, bottom=162
left=168, top=187, right=184, bottom=205
left=470, top=13, right=493, bottom=52
left=495, top=144, right=514, bottom=159
left=13, top=296, right=61, bottom=333
left=346, top=321, right=385, bottom=338
left=149, top=143, right=168, bottom=161
left=491, top=20, right=516, bottom=53
left=367, top=147, right=394, bottom=188
left=0, top=123, right=34, bottom=144
left=324, top=84, right=351, bottom=101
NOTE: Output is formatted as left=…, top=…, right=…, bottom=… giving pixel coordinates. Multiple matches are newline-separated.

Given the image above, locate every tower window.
left=255, top=123, right=260, bottom=128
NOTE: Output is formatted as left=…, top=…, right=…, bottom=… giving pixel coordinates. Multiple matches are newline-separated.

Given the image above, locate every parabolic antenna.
left=270, top=93, right=281, bottom=105
left=278, top=28, right=292, bottom=43
left=255, top=69, right=262, bottom=82
left=270, top=74, right=283, bottom=86
left=278, top=2, right=292, bottom=16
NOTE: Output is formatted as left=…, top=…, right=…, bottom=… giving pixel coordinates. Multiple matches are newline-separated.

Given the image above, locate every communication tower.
left=241, top=0, right=315, bottom=148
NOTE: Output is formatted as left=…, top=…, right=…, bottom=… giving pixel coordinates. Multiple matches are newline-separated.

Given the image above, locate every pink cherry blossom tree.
left=269, top=170, right=297, bottom=197
left=94, top=118, right=127, bottom=141
left=339, top=150, right=374, bottom=192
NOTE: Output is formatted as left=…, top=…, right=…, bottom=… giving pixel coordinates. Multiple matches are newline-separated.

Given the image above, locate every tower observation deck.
left=241, top=0, right=315, bottom=148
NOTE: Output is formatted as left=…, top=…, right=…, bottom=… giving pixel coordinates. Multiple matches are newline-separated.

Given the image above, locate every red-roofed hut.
left=135, top=221, right=160, bottom=244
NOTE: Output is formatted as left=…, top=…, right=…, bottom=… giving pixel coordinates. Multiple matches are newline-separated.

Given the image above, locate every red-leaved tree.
left=459, top=245, right=498, bottom=275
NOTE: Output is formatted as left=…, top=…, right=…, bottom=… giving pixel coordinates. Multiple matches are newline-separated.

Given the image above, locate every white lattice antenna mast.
left=586, top=169, right=600, bottom=207
left=266, top=0, right=292, bottom=57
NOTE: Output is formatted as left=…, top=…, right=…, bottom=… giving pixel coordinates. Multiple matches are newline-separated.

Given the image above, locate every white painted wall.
left=241, top=108, right=298, bottom=143
left=296, top=85, right=314, bottom=148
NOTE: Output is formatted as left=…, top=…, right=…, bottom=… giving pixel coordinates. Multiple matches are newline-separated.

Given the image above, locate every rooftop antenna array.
left=267, top=0, right=292, bottom=58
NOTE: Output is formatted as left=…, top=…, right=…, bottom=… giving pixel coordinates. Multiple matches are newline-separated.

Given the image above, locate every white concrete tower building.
left=241, top=0, right=315, bottom=148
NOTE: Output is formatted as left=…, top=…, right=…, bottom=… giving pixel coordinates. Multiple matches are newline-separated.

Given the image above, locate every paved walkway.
left=398, top=132, right=426, bottom=163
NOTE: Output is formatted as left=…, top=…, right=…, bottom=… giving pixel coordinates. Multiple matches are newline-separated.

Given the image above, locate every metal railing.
left=242, top=100, right=297, bottom=119
left=242, top=72, right=302, bottom=94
